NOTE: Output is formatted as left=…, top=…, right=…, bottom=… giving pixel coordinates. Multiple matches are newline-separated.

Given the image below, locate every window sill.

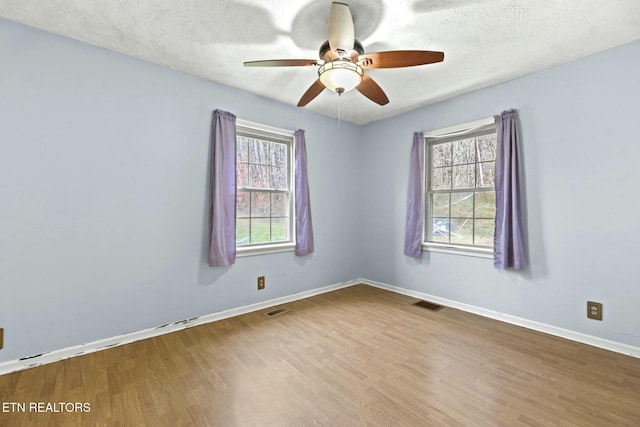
left=422, top=242, right=494, bottom=259
left=237, top=243, right=296, bottom=257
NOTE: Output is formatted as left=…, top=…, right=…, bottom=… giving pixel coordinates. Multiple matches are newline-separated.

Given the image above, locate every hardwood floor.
left=1, top=284, right=639, bottom=426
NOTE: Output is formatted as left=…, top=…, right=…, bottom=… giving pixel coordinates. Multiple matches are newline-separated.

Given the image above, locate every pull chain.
left=337, top=92, right=342, bottom=128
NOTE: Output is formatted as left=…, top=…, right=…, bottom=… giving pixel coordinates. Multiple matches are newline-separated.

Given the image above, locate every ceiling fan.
left=243, top=2, right=445, bottom=107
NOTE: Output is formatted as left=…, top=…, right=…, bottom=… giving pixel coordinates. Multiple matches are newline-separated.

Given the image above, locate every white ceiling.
left=1, top=0, right=639, bottom=125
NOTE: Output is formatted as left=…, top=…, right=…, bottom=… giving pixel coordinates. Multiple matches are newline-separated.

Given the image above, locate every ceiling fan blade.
left=298, top=79, right=325, bottom=107
left=359, top=50, right=445, bottom=69
left=244, top=59, right=319, bottom=67
left=327, top=2, right=355, bottom=55
left=356, top=74, right=389, bottom=106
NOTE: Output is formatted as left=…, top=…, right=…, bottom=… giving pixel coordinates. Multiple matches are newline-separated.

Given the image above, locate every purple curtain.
left=494, top=109, right=526, bottom=269
left=294, top=129, right=314, bottom=256
left=209, top=110, right=237, bottom=266
left=404, top=132, right=425, bottom=257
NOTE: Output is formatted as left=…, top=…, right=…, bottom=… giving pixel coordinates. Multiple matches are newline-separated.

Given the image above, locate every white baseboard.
left=0, top=279, right=359, bottom=376
left=2, top=277, right=638, bottom=376
left=358, top=278, right=640, bottom=359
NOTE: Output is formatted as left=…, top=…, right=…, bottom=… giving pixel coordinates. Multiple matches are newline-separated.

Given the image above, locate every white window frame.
left=422, top=117, right=496, bottom=259
left=235, top=119, right=296, bottom=257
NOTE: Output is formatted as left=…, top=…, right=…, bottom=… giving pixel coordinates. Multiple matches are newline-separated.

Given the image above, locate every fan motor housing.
left=319, top=40, right=364, bottom=62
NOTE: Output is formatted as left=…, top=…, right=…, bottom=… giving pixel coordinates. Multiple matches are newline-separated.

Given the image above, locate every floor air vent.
left=414, top=300, right=445, bottom=311
left=264, top=308, right=290, bottom=317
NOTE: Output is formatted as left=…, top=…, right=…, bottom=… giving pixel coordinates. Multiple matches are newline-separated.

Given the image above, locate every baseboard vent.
left=414, top=300, right=445, bottom=311
left=265, top=308, right=290, bottom=317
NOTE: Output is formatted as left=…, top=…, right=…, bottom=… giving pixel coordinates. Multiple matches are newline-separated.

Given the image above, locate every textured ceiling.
left=1, top=0, right=639, bottom=124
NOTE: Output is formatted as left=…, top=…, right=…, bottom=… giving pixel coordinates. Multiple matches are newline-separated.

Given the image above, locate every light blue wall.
left=360, top=40, right=640, bottom=348
left=2, top=16, right=638, bottom=363
left=0, top=18, right=362, bottom=362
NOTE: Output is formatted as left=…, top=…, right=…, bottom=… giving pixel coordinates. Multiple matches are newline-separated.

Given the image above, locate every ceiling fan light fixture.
left=318, top=61, right=364, bottom=94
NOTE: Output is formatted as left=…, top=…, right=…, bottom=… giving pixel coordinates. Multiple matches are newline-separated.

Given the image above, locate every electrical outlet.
left=257, top=276, right=265, bottom=290
left=587, top=301, right=603, bottom=321
left=0, top=328, right=4, bottom=349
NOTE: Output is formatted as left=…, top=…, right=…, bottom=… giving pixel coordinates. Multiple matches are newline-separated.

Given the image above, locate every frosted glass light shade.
left=318, top=61, right=364, bottom=93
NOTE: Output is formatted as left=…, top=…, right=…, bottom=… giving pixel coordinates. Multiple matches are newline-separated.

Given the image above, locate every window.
left=235, top=119, right=295, bottom=254
left=424, top=118, right=497, bottom=257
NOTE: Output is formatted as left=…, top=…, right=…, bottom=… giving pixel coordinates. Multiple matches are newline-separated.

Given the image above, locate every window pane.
left=432, top=193, right=449, bottom=217
left=236, top=123, right=294, bottom=248
left=432, top=142, right=452, bottom=167
left=432, top=218, right=449, bottom=242
left=474, top=219, right=494, bottom=246
left=425, top=127, right=497, bottom=250
left=237, top=137, right=248, bottom=162
left=452, top=164, right=475, bottom=189
left=271, top=142, right=287, bottom=167
left=431, top=167, right=451, bottom=190
left=270, top=166, right=287, bottom=190
left=251, top=192, right=270, bottom=217
left=237, top=191, right=250, bottom=217
left=477, top=134, right=497, bottom=162
left=271, top=193, right=289, bottom=217
left=271, top=218, right=289, bottom=242
left=249, top=139, right=269, bottom=164
left=476, top=161, right=495, bottom=188
left=451, top=192, right=473, bottom=217
left=236, top=219, right=250, bottom=245
left=450, top=218, right=473, bottom=244
left=236, top=163, right=248, bottom=188
left=475, top=191, right=496, bottom=218
left=250, top=218, right=270, bottom=243
left=249, top=164, right=270, bottom=189
left=453, top=138, right=475, bottom=165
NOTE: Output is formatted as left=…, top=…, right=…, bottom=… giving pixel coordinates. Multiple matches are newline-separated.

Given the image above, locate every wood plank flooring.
left=1, top=284, right=639, bottom=426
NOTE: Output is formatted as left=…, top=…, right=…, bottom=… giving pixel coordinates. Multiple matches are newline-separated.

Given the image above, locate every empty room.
left=1, top=0, right=639, bottom=425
